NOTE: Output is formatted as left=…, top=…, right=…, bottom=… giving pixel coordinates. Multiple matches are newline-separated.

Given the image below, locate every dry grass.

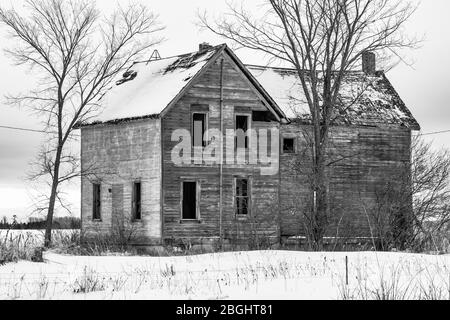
left=0, top=230, right=80, bottom=265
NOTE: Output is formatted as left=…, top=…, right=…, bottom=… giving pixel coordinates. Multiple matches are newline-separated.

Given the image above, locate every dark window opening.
left=132, top=182, right=142, bottom=220
left=235, top=115, right=249, bottom=149
left=283, top=138, right=295, bottom=154
left=252, top=111, right=275, bottom=122
left=235, top=178, right=249, bottom=216
left=193, top=113, right=207, bottom=147
left=92, top=183, right=101, bottom=220
left=182, top=182, right=197, bottom=220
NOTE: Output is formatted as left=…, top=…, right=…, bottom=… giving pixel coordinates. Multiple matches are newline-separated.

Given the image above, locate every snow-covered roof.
left=91, top=46, right=220, bottom=124
left=81, top=44, right=419, bottom=130
left=247, top=65, right=420, bottom=129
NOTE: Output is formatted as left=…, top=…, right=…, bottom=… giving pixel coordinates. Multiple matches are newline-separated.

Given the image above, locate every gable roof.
left=81, top=44, right=284, bottom=127
left=247, top=65, right=420, bottom=130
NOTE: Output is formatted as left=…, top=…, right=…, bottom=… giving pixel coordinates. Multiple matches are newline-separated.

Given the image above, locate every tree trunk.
left=44, top=146, right=62, bottom=248
left=311, top=124, right=329, bottom=251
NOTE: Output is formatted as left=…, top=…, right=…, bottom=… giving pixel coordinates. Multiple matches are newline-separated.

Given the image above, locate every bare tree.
left=200, top=0, right=420, bottom=249
left=410, top=138, right=450, bottom=247
left=0, top=0, right=164, bottom=247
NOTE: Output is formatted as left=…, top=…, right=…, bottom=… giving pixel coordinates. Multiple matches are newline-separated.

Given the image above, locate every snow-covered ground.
left=0, top=250, right=448, bottom=300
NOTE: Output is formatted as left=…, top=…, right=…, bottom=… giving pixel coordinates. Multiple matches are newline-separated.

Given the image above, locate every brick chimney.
left=362, top=51, right=376, bottom=75
left=199, top=42, right=213, bottom=52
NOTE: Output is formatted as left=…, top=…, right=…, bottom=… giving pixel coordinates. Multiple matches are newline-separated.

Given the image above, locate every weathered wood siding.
left=280, top=124, right=412, bottom=238
left=78, top=49, right=415, bottom=246
left=80, top=118, right=162, bottom=244
left=161, top=53, right=280, bottom=245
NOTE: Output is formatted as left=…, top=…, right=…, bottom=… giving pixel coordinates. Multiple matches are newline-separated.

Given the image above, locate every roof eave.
left=75, top=113, right=161, bottom=129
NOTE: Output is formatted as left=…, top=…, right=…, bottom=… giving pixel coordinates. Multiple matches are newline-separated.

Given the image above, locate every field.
left=0, top=230, right=449, bottom=300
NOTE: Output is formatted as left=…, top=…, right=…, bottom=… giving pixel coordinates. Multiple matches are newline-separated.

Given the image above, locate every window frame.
left=92, top=183, right=102, bottom=221
left=191, top=112, right=209, bottom=148
left=180, top=180, right=201, bottom=222
left=282, top=137, right=297, bottom=154
left=234, top=113, right=252, bottom=150
left=131, top=181, right=142, bottom=221
left=234, top=177, right=252, bottom=217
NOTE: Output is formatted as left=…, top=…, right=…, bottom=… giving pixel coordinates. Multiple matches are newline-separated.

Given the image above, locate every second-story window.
left=235, top=115, right=250, bottom=149
left=193, top=113, right=207, bottom=148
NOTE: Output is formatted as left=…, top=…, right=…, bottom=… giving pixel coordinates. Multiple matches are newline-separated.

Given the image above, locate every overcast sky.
left=0, top=0, right=449, bottom=220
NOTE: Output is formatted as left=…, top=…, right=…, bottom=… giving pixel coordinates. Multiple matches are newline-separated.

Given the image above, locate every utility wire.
left=0, top=125, right=46, bottom=133
left=1, top=124, right=450, bottom=137
left=416, top=130, right=450, bottom=137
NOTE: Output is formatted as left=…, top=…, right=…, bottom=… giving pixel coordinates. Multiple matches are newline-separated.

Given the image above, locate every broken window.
left=132, top=182, right=142, bottom=221
left=235, top=178, right=250, bottom=216
left=283, top=138, right=295, bottom=154
left=193, top=113, right=207, bottom=147
left=235, top=115, right=250, bottom=149
left=182, top=182, right=197, bottom=220
left=92, top=183, right=101, bottom=220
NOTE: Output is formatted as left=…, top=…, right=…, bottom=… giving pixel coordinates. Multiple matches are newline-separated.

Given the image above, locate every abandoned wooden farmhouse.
left=77, top=43, right=420, bottom=248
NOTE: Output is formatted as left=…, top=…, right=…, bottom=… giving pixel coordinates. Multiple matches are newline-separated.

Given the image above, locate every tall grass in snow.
left=0, top=230, right=80, bottom=264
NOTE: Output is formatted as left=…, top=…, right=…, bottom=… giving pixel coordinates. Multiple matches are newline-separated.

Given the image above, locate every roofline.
left=75, top=114, right=160, bottom=129
left=379, top=73, right=421, bottom=131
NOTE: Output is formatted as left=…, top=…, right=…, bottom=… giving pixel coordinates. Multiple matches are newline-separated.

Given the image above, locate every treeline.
left=0, top=217, right=81, bottom=230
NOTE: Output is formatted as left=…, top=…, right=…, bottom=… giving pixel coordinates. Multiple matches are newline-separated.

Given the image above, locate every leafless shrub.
left=72, top=267, right=106, bottom=294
